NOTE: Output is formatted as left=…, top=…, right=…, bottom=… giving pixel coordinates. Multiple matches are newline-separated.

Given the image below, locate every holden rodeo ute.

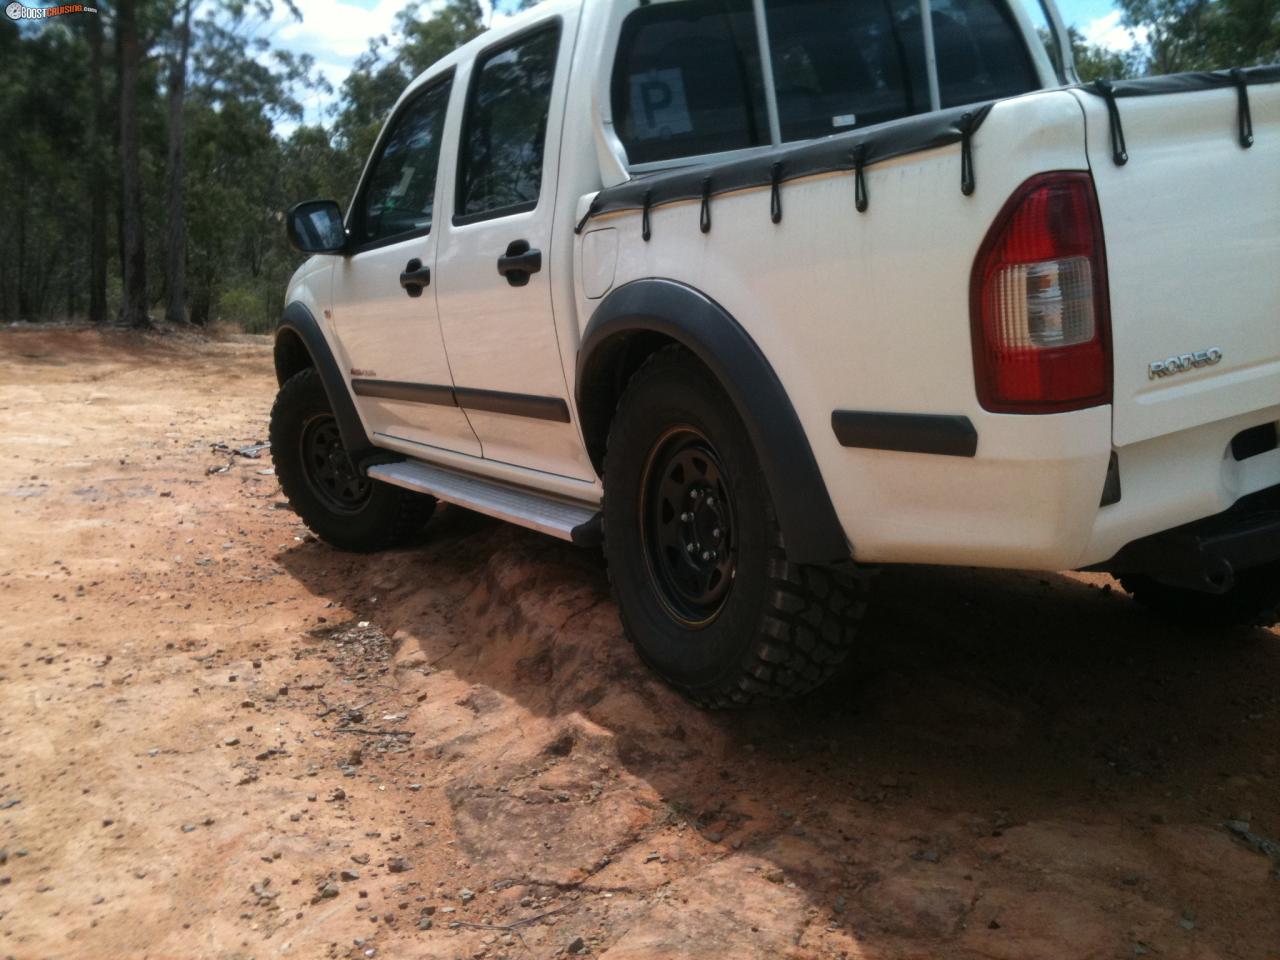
left=273, top=0, right=1280, bottom=706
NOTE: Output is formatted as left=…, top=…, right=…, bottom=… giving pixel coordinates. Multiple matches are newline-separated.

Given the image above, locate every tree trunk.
left=88, top=11, right=109, bottom=325
left=116, top=0, right=150, bottom=329
left=164, top=0, right=193, bottom=325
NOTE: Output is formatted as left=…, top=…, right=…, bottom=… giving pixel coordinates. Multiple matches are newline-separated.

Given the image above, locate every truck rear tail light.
left=971, top=173, right=1111, bottom=413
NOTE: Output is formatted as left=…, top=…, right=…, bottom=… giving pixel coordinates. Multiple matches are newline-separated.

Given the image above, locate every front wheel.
left=269, top=368, right=435, bottom=552
left=602, top=347, right=869, bottom=708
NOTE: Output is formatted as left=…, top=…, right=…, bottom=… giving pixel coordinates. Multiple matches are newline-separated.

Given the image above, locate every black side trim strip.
left=455, top=387, right=571, bottom=423
left=352, top=379, right=456, bottom=407
left=831, top=411, right=978, bottom=458
left=351, top=378, right=571, bottom=423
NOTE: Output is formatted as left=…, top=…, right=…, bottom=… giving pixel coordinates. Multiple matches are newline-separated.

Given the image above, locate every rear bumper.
left=1094, top=484, right=1280, bottom=593
left=824, top=401, right=1278, bottom=573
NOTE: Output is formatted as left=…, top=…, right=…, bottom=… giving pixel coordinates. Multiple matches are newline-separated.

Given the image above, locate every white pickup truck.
left=276, top=0, right=1280, bottom=707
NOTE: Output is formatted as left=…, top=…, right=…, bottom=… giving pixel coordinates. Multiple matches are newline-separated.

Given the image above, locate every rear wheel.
left=270, top=368, right=435, bottom=552
left=602, top=347, right=868, bottom=708
left=1120, top=563, right=1280, bottom=629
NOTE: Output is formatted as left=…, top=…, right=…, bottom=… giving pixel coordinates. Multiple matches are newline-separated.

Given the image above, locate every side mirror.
left=286, top=200, right=348, bottom=254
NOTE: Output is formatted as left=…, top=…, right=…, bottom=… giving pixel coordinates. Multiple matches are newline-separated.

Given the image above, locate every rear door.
left=434, top=13, right=596, bottom=482
left=1073, top=82, right=1280, bottom=446
left=331, top=73, right=481, bottom=457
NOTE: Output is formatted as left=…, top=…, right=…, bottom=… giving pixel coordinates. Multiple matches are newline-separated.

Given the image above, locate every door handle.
left=496, top=240, right=542, bottom=287
left=399, top=258, right=431, bottom=297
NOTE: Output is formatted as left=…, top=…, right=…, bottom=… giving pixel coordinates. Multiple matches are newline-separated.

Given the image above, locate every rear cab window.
left=611, top=0, right=1040, bottom=167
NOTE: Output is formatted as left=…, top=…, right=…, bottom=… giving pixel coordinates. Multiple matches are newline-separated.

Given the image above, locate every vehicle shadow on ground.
left=278, top=505, right=1280, bottom=955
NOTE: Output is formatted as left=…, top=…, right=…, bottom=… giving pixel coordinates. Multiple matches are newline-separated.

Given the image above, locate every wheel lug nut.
left=706, top=497, right=716, bottom=506
left=711, top=528, right=721, bottom=538
left=701, top=551, right=711, bottom=561
left=681, top=512, right=692, bottom=522
left=686, top=543, right=696, bottom=553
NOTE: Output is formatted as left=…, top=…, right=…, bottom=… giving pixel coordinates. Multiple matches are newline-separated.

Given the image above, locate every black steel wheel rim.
left=639, top=427, right=737, bottom=627
left=299, top=413, right=371, bottom=515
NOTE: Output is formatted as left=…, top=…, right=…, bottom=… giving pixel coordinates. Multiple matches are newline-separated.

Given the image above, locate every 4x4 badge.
left=1149, top=348, right=1223, bottom=380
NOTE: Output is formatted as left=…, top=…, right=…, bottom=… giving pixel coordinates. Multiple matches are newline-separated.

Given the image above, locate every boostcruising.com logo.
left=6, top=2, right=98, bottom=19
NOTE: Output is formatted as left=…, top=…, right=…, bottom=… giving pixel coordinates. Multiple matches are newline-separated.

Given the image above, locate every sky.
left=267, top=0, right=1138, bottom=133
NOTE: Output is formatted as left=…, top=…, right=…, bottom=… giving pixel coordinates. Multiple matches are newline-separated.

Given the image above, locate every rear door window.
left=455, top=23, right=561, bottom=223
left=887, top=0, right=1039, bottom=109
left=765, top=0, right=922, bottom=140
left=610, top=0, right=769, bottom=165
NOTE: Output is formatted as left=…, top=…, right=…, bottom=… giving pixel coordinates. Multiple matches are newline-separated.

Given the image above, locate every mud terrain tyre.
left=602, top=347, right=868, bottom=708
left=1120, top=563, right=1280, bottom=629
left=269, top=368, right=434, bottom=552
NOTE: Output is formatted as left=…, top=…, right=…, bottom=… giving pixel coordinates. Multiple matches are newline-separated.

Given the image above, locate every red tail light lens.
left=971, top=172, right=1111, bottom=413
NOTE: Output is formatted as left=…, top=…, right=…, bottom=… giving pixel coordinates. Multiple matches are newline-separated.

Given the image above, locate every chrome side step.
left=366, top=459, right=601, bottom=545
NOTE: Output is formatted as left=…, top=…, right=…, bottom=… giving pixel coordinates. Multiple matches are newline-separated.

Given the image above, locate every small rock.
left=388, top=857, right=412, bottom=874
left=319, top=882, right=340, bottom=900
left=341, top=870, right=360, bottom=882
left=180, top=823, right=196, bottom=833
left=567, top=937, right=586, bottom=954
left=351, top=853, right=370, bottom=865
left=459, top=888, right=475, bottom=903
left=418, top=917, right=433, bottom=930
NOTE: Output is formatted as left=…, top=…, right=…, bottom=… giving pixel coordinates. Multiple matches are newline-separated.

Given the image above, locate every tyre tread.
left=269, top=368, right=434, bottom=553
left=603, top=346, right=870, bottom=709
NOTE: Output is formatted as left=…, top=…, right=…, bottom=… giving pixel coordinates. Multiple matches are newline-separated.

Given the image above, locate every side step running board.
left=366, top=460, right=601, bottom=546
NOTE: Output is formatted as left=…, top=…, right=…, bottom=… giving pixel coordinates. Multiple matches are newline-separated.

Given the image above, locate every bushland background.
left=1, top=0, right=1277, bottom=333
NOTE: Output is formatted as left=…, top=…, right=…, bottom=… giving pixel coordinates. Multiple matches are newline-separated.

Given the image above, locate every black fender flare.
left=576, top=279, right=850, bottom=565
left=274, top=302, right=374, bottom=458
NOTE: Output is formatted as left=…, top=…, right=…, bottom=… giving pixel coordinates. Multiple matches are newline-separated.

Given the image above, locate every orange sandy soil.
left=0, top=326, right=1277, bottom=960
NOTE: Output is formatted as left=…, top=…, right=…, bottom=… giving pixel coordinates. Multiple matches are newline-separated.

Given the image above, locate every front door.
left=434, top=16, right=594, bottom=481
left=331, top=72, right=480, bottom=457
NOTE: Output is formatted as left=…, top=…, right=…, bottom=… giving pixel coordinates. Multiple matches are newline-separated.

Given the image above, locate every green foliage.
left=1117, top=0, right=1280, bottom=71
left=1068, top=27, right=1144, bottom=80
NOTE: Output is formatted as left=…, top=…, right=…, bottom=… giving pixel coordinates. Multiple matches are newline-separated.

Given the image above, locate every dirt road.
left=0, top=327, right=1277, bottom=960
